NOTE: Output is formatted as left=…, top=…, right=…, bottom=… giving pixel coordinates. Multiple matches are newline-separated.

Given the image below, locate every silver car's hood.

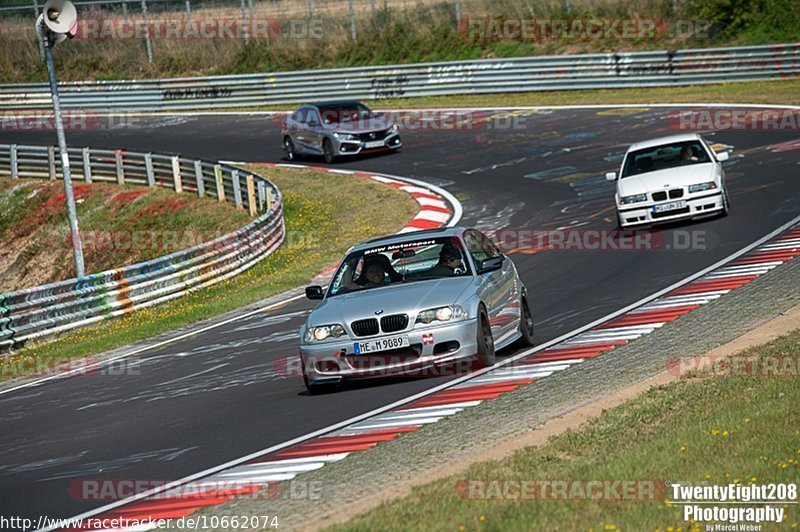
left=324, top=116, right=394, bottom=134
left=308, top=277, right=475, bottom=327
left=618, top=163, right=716, bottom=196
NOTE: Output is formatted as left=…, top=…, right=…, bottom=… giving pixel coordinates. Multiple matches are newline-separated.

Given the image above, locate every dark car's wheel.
left=323, top=139, right=336, bottom=164
left=475, top=306, right=496, bottom=368
left=284, top=137, right=298, bottom=161
left=517, top=293, right=535, bottom=347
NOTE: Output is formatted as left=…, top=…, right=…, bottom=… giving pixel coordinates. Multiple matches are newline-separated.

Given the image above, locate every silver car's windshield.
left=621, top=140, right=711, bottom=178
left=317, top=103, right=373, bottom=125
left=328, top=237, right=471, bottom=297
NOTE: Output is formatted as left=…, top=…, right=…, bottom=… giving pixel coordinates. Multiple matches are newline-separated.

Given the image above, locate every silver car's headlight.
left=688, top=181, right=718, bottom=193
left=390, top=124, right=399, bottom=132
left=304, top=324, right=346, bottom=342
left=619, top=193, right=648, bottom=205
left=332, top=132, right=357, bottom=140
left=415, top=305, right=467, bottom=326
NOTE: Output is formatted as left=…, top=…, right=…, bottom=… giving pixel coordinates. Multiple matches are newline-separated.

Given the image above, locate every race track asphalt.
left=1, top=107, right=799, bottom=526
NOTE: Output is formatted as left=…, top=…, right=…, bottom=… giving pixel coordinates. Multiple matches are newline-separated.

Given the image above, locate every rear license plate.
left=364, top=140, right=385, bottom=149
left=354, top=335, right=409, bottom=355
left=653, top=200, right=686, bottom=213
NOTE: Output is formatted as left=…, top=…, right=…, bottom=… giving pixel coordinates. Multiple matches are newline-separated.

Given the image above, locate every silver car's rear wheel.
left=517, top=294, right=535, bottom=347
left=475, top=306, right=495, bottom=368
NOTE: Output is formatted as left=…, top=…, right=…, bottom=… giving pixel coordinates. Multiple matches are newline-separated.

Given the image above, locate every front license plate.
left=354, top=335, right=409, bottom=355
left=364, top=140, right=385, bottom=149
left=653, top=200, right=686, bottom=213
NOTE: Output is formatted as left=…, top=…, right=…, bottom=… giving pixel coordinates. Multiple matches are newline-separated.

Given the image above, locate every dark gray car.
left=281, top=100, right=402, bottom=164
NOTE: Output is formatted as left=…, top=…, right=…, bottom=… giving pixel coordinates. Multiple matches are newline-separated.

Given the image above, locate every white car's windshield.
left=328, top=237, right=471, bottom=297
left=621, top=140, right=711, bottom=178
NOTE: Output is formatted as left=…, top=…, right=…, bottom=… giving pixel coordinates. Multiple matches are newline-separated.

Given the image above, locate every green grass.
left=0, top=165, right=419, bottom=381
left=330, top=328, right=800, bottom=531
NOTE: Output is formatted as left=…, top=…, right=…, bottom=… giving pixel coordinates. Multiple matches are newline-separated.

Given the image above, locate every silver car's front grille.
left=351, top=318, right=379, bottom=337
left=380, top=314, right=408, bottom=333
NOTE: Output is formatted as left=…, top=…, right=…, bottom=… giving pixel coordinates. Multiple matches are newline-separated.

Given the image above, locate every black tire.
left=284, top=137, right=298, bottom=161
left=517, top=294, right=535, bottom=347
left=720, top=189, right=730, bottom=217
left=323, top=139, right=336, bottom=164
left=475, top=306, right=496, bottom=368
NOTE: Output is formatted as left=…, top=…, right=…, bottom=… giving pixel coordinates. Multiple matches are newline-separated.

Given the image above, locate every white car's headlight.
left=332, top=132, right=357, bottom=140
left=619, top=193, right=648, bottom=205
left=305, top=324, right=346, bottom=342
left=688, top=181, right=718, bottom=193
left=415, top=305, right=467, bottom=326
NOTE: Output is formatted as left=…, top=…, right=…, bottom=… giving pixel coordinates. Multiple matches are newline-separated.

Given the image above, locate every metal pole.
left=240, top=0, right=249, bottom=45
left=248, top=0, right=254, bottom=30
left=348, top=0, right=356, bottom=41
left=306, top=0, right=312, bottom=18
left=185, top=0, right=191, bottom=20
left=41, top=29, right=85, bottom=278
left=565, top=0, right=570, bottom=15
left=33, top=0, right=45, bottom=59
left=122, top=1, right=128, bottom=19
left=454, top=0, right=460, bottom=24
left=371, top=0, right=376, bottom=18
left=140, top=0, right=152, bottom=64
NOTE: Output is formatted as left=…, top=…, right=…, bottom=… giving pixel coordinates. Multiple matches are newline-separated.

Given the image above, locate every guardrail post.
left=453, top=0, right=461, bottom=23
left=171, top=156, right=183, bottom=193
left=348, top=0, right=356, bottom=41
left=306, top=0, right=312, bottom=17
left=240, top=0, right=249, bottom=45
left=246, top=174, right=257, bottom=216
left=214, top=165, right=225, bottom=202
left=47, top=145, right=56, bottom=180
left=193, top=160, right=205, bottom=196
left=10, top=144, right=18, bottom=179
left=122, top=1, right=128, bottom=19
left=232, top=169, right=243, bottom=210
left=82, top=147, right=92, bottom=183
left=144, top=153, right=155, bottom=186
left=115, top=149, right=125, bottom=185
left=185, top=0, right=191, bottom=20
left=257, top=181, right=266, bottom=212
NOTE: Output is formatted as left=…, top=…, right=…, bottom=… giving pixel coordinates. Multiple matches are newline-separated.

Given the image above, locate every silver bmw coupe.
left=299, top=227, right=535, bottom=393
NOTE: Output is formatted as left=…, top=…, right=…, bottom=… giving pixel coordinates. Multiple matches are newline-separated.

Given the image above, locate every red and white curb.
left=51, top=217, right=800, bottom=532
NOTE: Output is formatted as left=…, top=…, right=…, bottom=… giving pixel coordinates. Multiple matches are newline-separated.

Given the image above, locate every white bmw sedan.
left=606, top=133, right=730, bottom=228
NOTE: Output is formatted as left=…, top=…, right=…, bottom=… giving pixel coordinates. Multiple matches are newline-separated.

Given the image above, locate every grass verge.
left=359, top=78, right=800, bottom=109
left=330, top=328, right=800, bottom=531
left=0, top=165, right=419, bottom=382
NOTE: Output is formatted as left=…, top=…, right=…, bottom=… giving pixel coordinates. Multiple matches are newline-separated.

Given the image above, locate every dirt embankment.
left=0, top=178, right=250, bottom=293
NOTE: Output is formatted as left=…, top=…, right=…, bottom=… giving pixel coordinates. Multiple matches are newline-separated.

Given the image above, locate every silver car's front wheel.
left=284, top=137, right=298, bottom=161
left=323, top=139, right=336, bottom=164
left=475, top=306, right=496, bottom=368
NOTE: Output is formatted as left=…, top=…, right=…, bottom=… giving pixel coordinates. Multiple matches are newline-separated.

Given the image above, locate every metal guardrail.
left=0, top=43, right=798, bottom=111
left=0, top=143, right=285, bottom=352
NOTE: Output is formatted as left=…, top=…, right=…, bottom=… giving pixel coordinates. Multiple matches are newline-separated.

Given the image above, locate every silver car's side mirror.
left=715, top=151, right=730, bottom=162
left=305, top=285, right=324, bottom=300
left=605, top=171, right=617, bottom=181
